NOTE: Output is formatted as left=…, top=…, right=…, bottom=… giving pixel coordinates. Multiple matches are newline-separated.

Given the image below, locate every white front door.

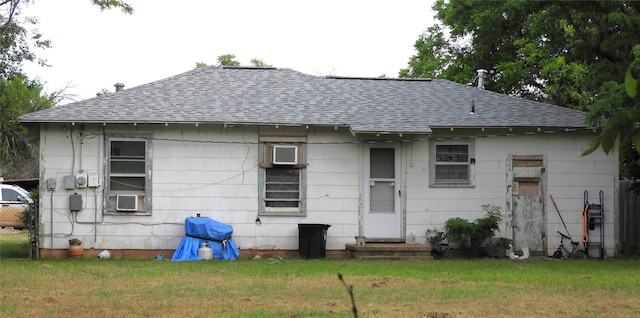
left=363, top=144, right=402, bottom=239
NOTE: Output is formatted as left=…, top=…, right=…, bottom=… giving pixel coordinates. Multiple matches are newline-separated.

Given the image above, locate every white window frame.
left=429, top=139, right=475, bottom=188
left=258, top=136, right=307, bottom=216
left=105, top=133, right=152, bottom=215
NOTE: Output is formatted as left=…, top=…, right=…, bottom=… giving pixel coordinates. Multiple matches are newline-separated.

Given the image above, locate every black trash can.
left=298, top=224, right=331, bottom=259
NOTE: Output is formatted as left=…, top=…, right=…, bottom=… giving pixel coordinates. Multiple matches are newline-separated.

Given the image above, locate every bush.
left=18, top=206, right=31, bottom=229
left=442, top=217, right=474, bottom=245
left=443, top=204, right=507, bottom=257
left=18, top=188, right=38, bottom=229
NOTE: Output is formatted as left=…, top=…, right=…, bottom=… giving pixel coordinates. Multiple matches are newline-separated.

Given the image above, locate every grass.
left=0, top=230, right=29, bottom=259
left=1, top=253, right=639, bottom=317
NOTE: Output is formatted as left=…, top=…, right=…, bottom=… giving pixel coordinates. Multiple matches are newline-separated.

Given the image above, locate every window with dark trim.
left=429, top=139, right=475, bottom=187
left=106, top=134, right=151, bottom=215
left=265, top=166, right=301, bottom=208
left=258, top=137, right=306, bottom=215
left=435, top=144, right=469, bottom=182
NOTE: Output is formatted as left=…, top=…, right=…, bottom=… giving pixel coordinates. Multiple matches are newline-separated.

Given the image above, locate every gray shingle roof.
left=19, top=66, right=588, bottom=134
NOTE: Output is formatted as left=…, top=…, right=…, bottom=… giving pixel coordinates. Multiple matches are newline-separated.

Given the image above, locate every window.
left=258, top=136, right=306, bottom=215
left=106, top=134, right=151, bottom=214
left=265, top=166, right=300, bottom=208
left=429, top=139, right=475, bottom=187
left=1, top=188, right=21, bottom=202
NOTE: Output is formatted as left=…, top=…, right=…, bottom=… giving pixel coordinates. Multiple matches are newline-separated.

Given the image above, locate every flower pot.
left=68, top=246, right=84, bottom=258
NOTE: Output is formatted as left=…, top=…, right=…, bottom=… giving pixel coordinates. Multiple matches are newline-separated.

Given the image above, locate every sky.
left=22, top=0, right=436, bottom=104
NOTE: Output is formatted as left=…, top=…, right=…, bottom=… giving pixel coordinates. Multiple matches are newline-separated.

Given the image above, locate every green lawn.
left=0, top=230, right=29, bottom=259
left=1, top=256, right=639, bottom=317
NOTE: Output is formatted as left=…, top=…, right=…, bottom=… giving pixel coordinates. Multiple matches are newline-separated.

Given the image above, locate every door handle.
left=398, top=190, right=401, bottom=197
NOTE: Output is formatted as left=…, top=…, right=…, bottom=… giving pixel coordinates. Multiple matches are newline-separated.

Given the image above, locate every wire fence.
left=0, top=203, right=38, bottom=259
left=0, top=205, right=27, bottom=229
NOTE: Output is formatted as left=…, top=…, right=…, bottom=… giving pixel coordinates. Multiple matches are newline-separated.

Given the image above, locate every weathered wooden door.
left=363, top=144, right=402, bottom=239
left=508, top=155, right=546, bottom=255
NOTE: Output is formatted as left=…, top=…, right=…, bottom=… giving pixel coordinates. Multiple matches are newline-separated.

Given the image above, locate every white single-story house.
left=20, top=66, right=618, bottom=258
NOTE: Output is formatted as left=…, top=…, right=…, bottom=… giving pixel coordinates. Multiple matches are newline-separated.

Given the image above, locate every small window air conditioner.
left=116, top=195, right=138, bottom=211
left=273, top=145, right=297, bottom=165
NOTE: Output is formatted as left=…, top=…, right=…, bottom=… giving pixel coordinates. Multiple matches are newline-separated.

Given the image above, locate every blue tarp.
left=171, top=217, right=239, bottom=261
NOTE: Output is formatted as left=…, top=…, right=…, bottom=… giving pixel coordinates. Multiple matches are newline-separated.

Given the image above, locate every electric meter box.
left=75, top=173, right=88, bottom=188
left=69, top=193, right=82, bottom=211
left=64, top=175, right=76, bottom=189
left=88, top=175, right=100, bottom=188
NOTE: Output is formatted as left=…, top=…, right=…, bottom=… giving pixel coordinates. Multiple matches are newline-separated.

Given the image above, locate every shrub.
left=18, top=188, right=38, bottom=229
left=442, top=217, right=474, bottom=245
left=443, top=204, right=506, bottom=257
left=18, top=207, right=30, bottom=228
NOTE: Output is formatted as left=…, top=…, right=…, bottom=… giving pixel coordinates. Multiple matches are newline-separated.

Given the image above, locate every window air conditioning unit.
left=116, top=195, right=138, bottom=211
left=273, top=145, right=297, bottom=165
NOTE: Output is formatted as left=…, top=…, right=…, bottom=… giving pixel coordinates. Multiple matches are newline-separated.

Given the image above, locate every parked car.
left=0, top=184, right=33, bottom=229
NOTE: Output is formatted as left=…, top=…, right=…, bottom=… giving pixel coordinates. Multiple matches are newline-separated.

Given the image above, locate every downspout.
left=94, top=187, right=97, bottom=243
left=70, top=124, right=75, bottom=173
left=95, top=129, right=102, bottom=243
left=79, top=130, right=84, bottom=172
left=50, top=190, right=53, bottom=255
left=100, top=125, right=108, bottom=241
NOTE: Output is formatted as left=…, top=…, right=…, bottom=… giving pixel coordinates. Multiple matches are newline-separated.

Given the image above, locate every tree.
left=399, top=24, right=452, bottom=80
left=196, top=54, right=273, bottom=68
left=401, top=0, right=640, bottom=179
left=249, top=58, right=272, bottom=68
left=0, top=0, right=132, bottom=178
left=583, top=45, right=640, bottom=158
left=90, top=0, right=133, bottom=14
left=0, top=76, right=56, bottom=178
left=1, top=0, right=132, bottom=79
left=403, top=1, right=640, bottom=108
left=1, top=0, right=51, bottom=79
left=216, top=54, right=241, bottom=67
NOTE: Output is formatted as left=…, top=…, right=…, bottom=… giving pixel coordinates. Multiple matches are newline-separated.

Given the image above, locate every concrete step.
left=345, top=243, right=432, bottom=260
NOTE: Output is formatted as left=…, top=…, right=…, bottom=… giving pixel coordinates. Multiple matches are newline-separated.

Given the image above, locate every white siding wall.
left=38, top=124, right=363, bottom=252
left=39, top=124, right=617, bottom=256
left=405, top=131, right=617, bottom=257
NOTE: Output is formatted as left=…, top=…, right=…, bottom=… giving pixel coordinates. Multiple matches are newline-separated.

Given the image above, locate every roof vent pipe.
left=477, top=69, right=487, bottom=90
left=114, top=83, right=125, bottom=92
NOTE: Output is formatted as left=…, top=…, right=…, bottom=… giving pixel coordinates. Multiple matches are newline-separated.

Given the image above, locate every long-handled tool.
left=549, top=194, right=572, bottom=240
left=549, top=194, right=587, bottom=259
